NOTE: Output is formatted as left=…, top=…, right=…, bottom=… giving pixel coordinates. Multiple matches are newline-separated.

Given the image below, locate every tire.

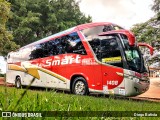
left=72, top=77, right=89, bottom=95
left=15, top=77, right=22, bottom=89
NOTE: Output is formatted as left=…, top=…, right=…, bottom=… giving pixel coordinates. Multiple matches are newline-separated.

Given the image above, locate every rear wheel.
left=15, top=77, right=22, bottom=89
left=72, top=77, right=89, bottom=95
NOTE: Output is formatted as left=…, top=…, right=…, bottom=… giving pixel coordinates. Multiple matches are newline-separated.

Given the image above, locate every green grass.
left=0, top=86, right=159, bottom=120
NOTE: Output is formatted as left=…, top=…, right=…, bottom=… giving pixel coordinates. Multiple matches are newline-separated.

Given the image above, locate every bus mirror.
left=138, top=43, right=154, bottom=55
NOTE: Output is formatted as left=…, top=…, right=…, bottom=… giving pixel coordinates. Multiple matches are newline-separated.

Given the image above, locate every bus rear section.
left=6, top=22, right=152, bottom=97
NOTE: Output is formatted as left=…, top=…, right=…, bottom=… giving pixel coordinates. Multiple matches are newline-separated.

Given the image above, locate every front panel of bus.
left=81, top=25, right=150, bottom=96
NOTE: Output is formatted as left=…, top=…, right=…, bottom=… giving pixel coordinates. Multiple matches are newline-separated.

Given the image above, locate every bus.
left=6, top=22, right=153, bottom=96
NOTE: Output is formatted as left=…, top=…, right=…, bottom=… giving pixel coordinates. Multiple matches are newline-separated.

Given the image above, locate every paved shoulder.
left=137, top=78, right=160, bottom=98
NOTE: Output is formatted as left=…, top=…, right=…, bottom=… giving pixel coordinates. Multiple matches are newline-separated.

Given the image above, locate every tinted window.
left=65, top=32, right=87, bottom=55
left=29, top=32, right=86, bottom=60
left=121, top=34, right=147, bottom=72
left=88, top=36, right=123, bottom=68
left=29, top=44, right=44, bottom=60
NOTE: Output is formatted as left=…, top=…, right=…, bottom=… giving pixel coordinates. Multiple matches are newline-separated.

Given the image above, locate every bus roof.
left=77, top=22, right=112, bottom=30
left=21, top=22, right=114, bottom=49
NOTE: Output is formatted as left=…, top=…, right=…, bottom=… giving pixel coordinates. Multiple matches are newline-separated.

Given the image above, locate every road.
left=137, top=78, right=160, bottom=98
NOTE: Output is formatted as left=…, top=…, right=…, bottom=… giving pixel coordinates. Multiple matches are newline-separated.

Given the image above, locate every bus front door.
left=102, top=65, right=124, bottom=94
left=99, top=37, right=124, bottom=94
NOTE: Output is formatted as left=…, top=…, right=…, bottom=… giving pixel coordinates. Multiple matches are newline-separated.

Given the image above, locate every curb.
left=0, top=79, right=14, bottom=87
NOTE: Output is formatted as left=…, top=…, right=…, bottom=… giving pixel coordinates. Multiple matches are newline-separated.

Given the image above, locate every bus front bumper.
left=124, top=76, right=150, bottom=97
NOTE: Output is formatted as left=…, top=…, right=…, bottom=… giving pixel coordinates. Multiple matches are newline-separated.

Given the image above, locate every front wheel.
left=15, top=77, right=22, bottom=89
left=72, top=77, right=89, bottom=95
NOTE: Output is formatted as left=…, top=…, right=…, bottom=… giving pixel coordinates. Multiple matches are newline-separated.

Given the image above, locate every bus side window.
left=100, top=38, right=123, bottom=68
left=29, top=44, right=44, bottom=60
left=47, top=40, right=58, bottom=56
left=29, top=32, right=87, bottom=60
left=49, top=38, right=65, bottom=55
left=88, top=37, right=123, bottom=68
left=66, top=32, right=87, bottom=55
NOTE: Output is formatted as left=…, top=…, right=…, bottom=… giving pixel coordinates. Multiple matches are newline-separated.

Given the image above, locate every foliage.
left=0, top=74, right=4, bottom=77
left=131, top=0, right=160, bottom=45
left=0, top=0, right=19, bottom=55
left=152, top=0, right=160, bottom=20
left=7, top=0, right=92, bottom=47
left=131, top=17, right=160, bottom=44
left=152, top=0, right=160, bottom=13
left=131, top=18, right=159, bottom=65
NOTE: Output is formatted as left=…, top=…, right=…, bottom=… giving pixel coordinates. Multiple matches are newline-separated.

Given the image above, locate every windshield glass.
left=121, top=34, right=147, bottom=73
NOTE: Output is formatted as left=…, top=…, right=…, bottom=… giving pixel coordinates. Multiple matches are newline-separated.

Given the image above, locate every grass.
left=0, top=86, right=160, bottom=120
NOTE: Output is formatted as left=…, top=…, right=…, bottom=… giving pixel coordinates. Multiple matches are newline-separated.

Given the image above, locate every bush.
left=0, top=74, right=5, bottom=77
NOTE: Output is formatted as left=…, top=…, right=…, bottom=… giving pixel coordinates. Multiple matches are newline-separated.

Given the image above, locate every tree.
left=131, top=0, right=160, bottom=44
left=152, top=0, right=160, bottom=13
left=131, top=18, right=159, bottom=43
left=7, top=0, right=92, bottom=47
left=152, top=0, right=160, bottom=19
left=0, top=0, right=19, bottom=55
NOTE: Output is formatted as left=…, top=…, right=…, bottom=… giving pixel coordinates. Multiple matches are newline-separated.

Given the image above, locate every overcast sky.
left=78, top=0, right=155, bottom=29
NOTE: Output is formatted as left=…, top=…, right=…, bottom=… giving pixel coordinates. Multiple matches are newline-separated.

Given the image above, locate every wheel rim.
left=16, top=79, right=20, bottom=88
left=75, top=81, right=85, bottom=95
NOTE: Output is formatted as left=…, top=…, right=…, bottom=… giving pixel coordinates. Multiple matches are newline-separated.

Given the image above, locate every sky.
left=78, top=0, right=155, bottom=29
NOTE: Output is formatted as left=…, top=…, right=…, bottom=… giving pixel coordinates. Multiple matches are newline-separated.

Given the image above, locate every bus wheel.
left=15, top=77, right=22, bottom=89
left=72, top=77, right=89, bottom=95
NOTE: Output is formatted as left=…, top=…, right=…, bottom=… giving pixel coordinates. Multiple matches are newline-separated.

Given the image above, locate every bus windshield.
left=121, top=34, right=147, bottom=73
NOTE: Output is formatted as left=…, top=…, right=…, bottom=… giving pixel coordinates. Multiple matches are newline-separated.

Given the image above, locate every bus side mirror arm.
left=138, top=43, right=154, bottom=55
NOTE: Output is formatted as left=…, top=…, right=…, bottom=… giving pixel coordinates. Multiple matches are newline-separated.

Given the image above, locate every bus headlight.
left=133, top=77, right=139, bottom=83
